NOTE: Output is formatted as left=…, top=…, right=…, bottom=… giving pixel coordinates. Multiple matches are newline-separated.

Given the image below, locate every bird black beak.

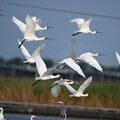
left=96, top=31, right=102, bottom=33
left=88, top=94, right=93, bottom=97
left=47, top=26, right=54, bottom=28
left=98, top=53, right=105, bottom=56
left=50, top=83, right=58, bottom=89
left=45, top=37, right=53, bottom=40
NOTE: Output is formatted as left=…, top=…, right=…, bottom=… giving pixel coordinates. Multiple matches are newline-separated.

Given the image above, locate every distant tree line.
left=0, top=56, right=54, bottom=68
left=0, top=56, right=120, bottom=72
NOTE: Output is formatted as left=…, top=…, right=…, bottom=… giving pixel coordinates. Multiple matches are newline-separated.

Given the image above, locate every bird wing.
left=31, top=16, right=41, bottom=24
left=42, top=66, right=58, bottom=77
left=70, top=18, right=84, bottom=31
left=115, top=51, right=120, bottom=64
left=79, top=54, right=103, bottom=72
left=35, top=55, right=47, bottom=76
left=51, top=84, right=61, bottom=97
left=31, top=16, right=37, bottom=22
left=60, top=58, right=86, bottom=78
left=31, top=44, right=45, bottom=58
left=24, top=15, right=36, bottom=37
left=12, top=16, right=26, bottom=34
left=77, top=76, right=93, bottom=93
left=18, top=39, right=31, bottom=60
left=35, top=18, right=42, bottom=24
left=31, top=17, right=43, bottom=31
left=80, top=18, right=92, bottom=32
left=64, top=84, right=76, bottom=94
left=35, top=18, right=43, bottom=31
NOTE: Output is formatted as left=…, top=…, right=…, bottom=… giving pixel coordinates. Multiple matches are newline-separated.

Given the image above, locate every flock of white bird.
left=12, top=15, right=105, bottom=98
left=1, top=15, right=120, bottom=120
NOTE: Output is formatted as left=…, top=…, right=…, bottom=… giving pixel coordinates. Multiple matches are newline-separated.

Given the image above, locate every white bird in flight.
left=18, top=40, right=45, bottom=64
left=17, top=15, right=52, bottom=48
left=75, top=52, right=103, bottom=73
left=12, top=16, right=53, bottom=34
left=31, top=115, right=39, bottom=120
left=65, top=76, right=93, bottom=99
left=32, top=54, right=60, bottom=86
left=57, top=101, right=67, bottom=120
left=58, top=57, right=86, bottom=78
left=115, top=51, right=120, bottom=64
left=0, top=107, right=5, bottom=120
left=70, top=17, right=101, bottom=36
left=51, top=78, right=77, bottom=98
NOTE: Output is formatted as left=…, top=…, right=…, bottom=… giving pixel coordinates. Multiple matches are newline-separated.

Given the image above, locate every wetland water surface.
left=4, top=113, right=110, bottom=120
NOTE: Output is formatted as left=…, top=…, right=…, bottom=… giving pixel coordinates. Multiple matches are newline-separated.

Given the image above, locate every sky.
left=0, top=0, right=120, bottom=67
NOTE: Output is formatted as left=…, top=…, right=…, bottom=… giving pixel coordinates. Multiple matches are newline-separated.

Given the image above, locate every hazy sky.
left=0, top=0, right=120, bottom=67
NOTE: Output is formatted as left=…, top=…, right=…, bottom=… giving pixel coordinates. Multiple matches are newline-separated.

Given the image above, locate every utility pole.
left=71, top=39, right=76, bottom=60
left=70, top=39, right=76, bottom=79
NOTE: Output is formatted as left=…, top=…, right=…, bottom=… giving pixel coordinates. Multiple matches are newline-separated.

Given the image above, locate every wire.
left=0, top=1, right=120, bottom=20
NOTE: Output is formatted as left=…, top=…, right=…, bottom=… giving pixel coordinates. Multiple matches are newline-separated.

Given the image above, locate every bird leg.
left=18, top=39, right=25, bottom=48
left=32, top=80, right=40, bottom=86
left=72, top=32, right=81, bottom=36
left=68, top=96, right=74, bottom=101
left=24, top=63, right=29, bottom=69
left=59, top=115, right=64, bottom=120
left=64, top=113, right=67, bottom=120
left=74, top=59, right=80, bottom=63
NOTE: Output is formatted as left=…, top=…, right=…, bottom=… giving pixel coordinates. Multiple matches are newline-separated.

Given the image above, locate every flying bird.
left=0, top=107, right=5, bottom=120
left=12, top=16, right=53, bottom=34
left=58, top=57, right=86, bottom=78
left=31, top=115, right=39, bottom=120
left=18, top=40, right=45, bottom=64
left=57, top=101, right=67, bottom=120
left=65, top=76, right=93, bottom=99
left=17, top=15, right=52, bottom=48
left=115, top=51, right=120, bottom=64
left=51, top=78, right=79, bottom=98
left=70, top=17, right=101, bottom=36
left=32, top=54, right=60, bottom=86
left=75, top=52, right=103, bottom=72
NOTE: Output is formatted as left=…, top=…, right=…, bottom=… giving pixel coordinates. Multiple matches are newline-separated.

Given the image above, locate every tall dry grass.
left=0, top=75, right=120, bottom=108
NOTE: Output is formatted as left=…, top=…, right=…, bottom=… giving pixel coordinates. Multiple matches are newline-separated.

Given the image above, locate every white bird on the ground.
left=18, top=40, right=45, bottom=64
left=51, top=78, right=79, bottom=98
left=58, top=57, right=86, bottom=78
left=70, top=17, right=101, bottom=36
left=31, top=115, right=39, bottom=120
left=17, top=15, right=52, bottom=48
left=32, top=54, right=60, bottom=86
left=0, top=107, right=5, bottom=120
left=57, top=101, right=67, bottom=120
left=115, top=51, right=120, bottom=64
left=75, top=52, right=103, bottom=73
left=65, top=76, right=93, bottom=99
left=12, top=16, right=53, bottom=34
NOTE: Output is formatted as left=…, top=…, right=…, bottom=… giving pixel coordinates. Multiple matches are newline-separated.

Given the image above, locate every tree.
left=43, top=58, right=54, bottom=68
left=0, top=57, right=5, bottom=65
left=6, top=57, right=23, bottom=66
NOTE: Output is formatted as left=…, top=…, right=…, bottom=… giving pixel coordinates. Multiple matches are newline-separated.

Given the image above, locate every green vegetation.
left=0, top=75, right=119, bottom=108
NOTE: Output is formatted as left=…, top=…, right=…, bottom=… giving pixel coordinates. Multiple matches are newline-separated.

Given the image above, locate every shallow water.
left=4, top=113, right=109, bottom=120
